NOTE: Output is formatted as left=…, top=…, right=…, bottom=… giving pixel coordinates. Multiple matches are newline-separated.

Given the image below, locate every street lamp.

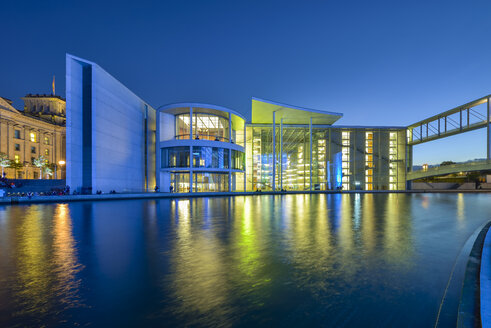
left=58, top=160, right=66, bottom=180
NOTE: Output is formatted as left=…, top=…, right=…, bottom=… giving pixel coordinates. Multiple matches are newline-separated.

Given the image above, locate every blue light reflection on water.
left=0, top=193, right=490, bottom=327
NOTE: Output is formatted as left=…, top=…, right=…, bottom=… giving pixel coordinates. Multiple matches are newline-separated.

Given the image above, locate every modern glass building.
left=156, top=98, right=407, bottom=192
left=157, top=103, right=246, bottom=193
left=73, top=55, right=491, bottom=194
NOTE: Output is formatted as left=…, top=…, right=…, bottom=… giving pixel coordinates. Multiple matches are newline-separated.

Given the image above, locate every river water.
left=0, top=193, right=489, bottom=327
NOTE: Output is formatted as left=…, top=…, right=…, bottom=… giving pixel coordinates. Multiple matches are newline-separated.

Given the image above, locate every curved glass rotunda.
left=157, top=103, right=246, bottom=193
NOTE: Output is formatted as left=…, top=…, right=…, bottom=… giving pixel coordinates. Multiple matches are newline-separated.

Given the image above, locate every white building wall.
left=66, top=54, right=156, bottom=193
left=66, top=56, right=85, bottom=190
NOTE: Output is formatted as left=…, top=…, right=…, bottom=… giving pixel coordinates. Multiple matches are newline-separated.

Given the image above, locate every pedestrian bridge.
left=407, top=160, right=491, bottom=180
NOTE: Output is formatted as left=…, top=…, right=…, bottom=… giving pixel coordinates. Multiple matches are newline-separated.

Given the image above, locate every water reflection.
left=1, top=194, right=490, bottom=327
left=169, top=198, right=231, bottom=326
left=52, top=204, right=83, bottom=308
left=4, top=204, right=83, bottom=326
left=164, top=194, right=417, bottom=326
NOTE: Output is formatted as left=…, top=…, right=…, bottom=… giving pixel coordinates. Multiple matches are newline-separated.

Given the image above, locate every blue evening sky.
left=1, top=0, right=491, bottom=164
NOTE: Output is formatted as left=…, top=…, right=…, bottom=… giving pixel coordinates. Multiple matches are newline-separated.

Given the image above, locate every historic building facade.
left=0, top=95, right=66, bottom=179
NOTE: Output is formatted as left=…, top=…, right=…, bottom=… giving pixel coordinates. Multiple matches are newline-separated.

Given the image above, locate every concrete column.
left=272, top=111, right=276, bottom=191
left=156, top=109, right=161, bottom=188
left=189, top=107, right=193, bottom=193
left=190, top=146, right=193, bottom=193
left=309, top=117, right=312, bottom=191
left=229, top=148, right=232, bottom=192
left=328, top=128, right=331, bottom=189
left=228, top=112, right=233, bottom=192
left=190, top=107, right=193, bottom=139
left=229, top=112, right=232, bottom=142
left=280, top=118, right=283, bottom=191
left=488, top=98, right=490, bottom=161
left=244, top=124, right=246, bottom=191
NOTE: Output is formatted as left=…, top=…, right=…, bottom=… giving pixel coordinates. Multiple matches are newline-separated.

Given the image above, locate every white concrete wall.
left=66, top=56, right=85, bottom=190
left=160, top=112, right=175, bottom=141
left=66, top=54, right=156, bottom=193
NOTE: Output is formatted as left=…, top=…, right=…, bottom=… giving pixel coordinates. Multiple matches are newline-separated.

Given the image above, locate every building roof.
left=23, top=94, right=66, bottom=102
left=0, top=97, right=21, bottom=114
left=251, top=97, right=343, bottom=125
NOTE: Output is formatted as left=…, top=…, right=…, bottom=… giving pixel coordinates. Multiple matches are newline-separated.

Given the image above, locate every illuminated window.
left=44, top=136, right=49, bottom=145
left=14, top=155, right=19, bottom=163
left=30, top=132, right=37, bottom=142
left=45, top=149, right=49, bottom=156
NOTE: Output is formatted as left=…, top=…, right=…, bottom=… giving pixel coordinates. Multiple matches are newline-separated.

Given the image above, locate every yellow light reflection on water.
left=384, top=194, right=412, bottom=265
left=457, top=193, right=465, bottom=222
left=15, top=205, right=51, bottom=317
left=52, top=204, right=83, bottom=307
left=362, top=194, right=375, bottom=253
left=170, top=198, right=229, bottom=325
left=12, top=204, right=83, bottom=319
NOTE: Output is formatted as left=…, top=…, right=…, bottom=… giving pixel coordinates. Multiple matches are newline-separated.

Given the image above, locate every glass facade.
left=175, top=114, right=191, bottom=139
left=231, top=150, right=244, bottom=170
left=246, top=125, right=406, bottom=191
left=161, top=147, right=190, bottom=168
left=192, top=146, right=229, bottom=169
left=160, top=102, right=407, bottom=193
left=193, top=172, right=228, bottom=192
left=192, top=113, right=229, bottom=141
left=171, top=172, right=190, bottom=193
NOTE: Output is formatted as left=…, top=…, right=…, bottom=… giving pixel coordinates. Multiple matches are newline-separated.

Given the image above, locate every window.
left=44, top=136, right=49, bottom=145
left=161, top=147, right=190, bottom=168
left=45, top=149, right=49, bottom=156
left=192, top=113, right=229, bottom=141
left=14, top=130, right=21, bottom=139
left=175, top=114, right=191, bottom=139
left=193, top=172, right=229, bottom=192
left=192, top=146, right=229, bottom=169
left=33, top=171, right=39, bottom=179
left=14, top=155, right=19, bottom=163
left=231, top=150, right=245, bottom=170
left=30, top=132, right=37, bottom=142
left=14, top=144, right=20, bottom=151
left=31, top=157, right=35, bottom=164
left=31, top=146, right=36, bottom=154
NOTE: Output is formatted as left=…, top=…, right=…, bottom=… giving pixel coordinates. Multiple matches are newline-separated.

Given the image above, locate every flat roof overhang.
left=251, top=97, right=343, bottom=125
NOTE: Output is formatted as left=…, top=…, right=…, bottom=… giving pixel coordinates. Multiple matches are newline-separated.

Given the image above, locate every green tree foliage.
left=0, top=153, right=10, bottom=176
left=33, top=156, right=47, bottom=179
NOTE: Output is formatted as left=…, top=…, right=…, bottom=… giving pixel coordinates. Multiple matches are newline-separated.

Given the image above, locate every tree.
left=33, top=156, right=47, bottom=179
left=43, top=166, right=53, bottom=179
left=440, top=161, right=456, bottom=166
left=0, top=153, right=10, bottom=177
left=8, top=161, right=23, bottom=179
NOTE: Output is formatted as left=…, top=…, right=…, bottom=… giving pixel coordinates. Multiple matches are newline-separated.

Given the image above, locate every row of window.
left=13, top=130, right=51, bottom=144
left=13, top=154, right=49, bottom=165
left=13, top=143, right=50, bottom=155
left=161, top=146, right=245, bottom=170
